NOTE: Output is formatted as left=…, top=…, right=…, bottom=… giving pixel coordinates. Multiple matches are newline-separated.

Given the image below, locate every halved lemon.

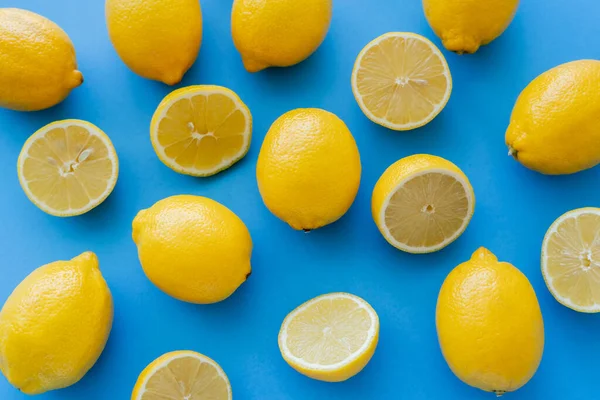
left=131, top=351, right=232, bottom=400
left=372, top=154, right=475, bottom=253
left=542, top=208, right=600, bottom=313
left=17, top=119, right=119, bottom=217
left=150, top=85, right=252, bottom=177
left=278, top=292, right=379, bottom=382
left=351, top=32, right=452, bottom=131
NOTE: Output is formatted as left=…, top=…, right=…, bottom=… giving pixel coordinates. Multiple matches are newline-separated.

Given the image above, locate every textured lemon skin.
left=506, top=60, right=600, bottom=175
left=256, top=109, right=361, bottom=231
left=423, top=0, right=519, bottom=53
left=132, top=195, right=252, bottom=304
left=436, top=248, right=544, bottom=394
left=231, top=0, right=332, bottom=72
left=106, top=0, right=202, bottom=85
left=0, top=252, right=113, bottom=395
left=371, top=154, right=474, bottom=253
left=0, top=8, right=82, bottom=111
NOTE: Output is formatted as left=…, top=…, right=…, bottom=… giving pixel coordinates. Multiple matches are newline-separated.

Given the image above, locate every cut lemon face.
left=278, top=292, right=379, bottom=382
left=131, top=351, right=232, bottom=400
left=17, top=119, right=119, bottom=217
left=542, top=208, right=600, bottom=313
left=150, top=85, right=252, bottom=177
left=351, top=32, right=452, bottom=131
left=372, top=154, right=475, bottom=253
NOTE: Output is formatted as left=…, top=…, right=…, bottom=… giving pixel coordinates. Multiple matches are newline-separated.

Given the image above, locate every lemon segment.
left=542, top=208, right=600, bottom=313
left=131, top=351, right=232, bottom=400
left=351, top=32, right=452, bottom=131
left=17, top=120, right=119, bottom=217
left=151, top=85, right=252, bottom=177
left=278, top=293, right=379, bottom=382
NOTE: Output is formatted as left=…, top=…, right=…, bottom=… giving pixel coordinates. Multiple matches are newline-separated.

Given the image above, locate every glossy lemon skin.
left=231, top=0, right=332, bottom=72
left=506, top=60, right=600, bottom=175
left=256, top=109, right=361, bottom=230
left=0, top=8, right=82, bottom=111
left=436, top=247, right=544, bottom=394
left=106, top=0, right=202, bottom=85
left=0, top=252, right=113, bottom=395
left=132, top=195, right=252, bottom=304
left=423, top=0, right=519, bottom=53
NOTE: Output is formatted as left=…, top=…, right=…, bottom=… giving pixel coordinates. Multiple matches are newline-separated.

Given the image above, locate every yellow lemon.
left=542, top=208, right=600, bottom=313
left=150, top=85, right=252, bottom=177
left=131, top=351, right=231, bottom=400
left=0, top=252, right=113, bottom=395
left=132, top=195, right=252, bottom=304
left=506, top=60, right=600, bottom=175
left=256, top=108, right=361, bottom=231
left=352, top=32, right=452, bottom=131
left=231, top=0, right=332, bottom=72
left=17, top=120, right=119, bottom=217
left=0, top=8, right=82, bottom=111
left=372, top=154, right=475, bottom=253
left=278, top=293, right=379, bottom=382
left=423, top=0, right=520, bottom=53
left=106, top=0, right=202, bottom=85
left=437, top=247, right=544, bottom=395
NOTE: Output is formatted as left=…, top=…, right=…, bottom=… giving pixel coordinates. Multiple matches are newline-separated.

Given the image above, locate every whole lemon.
left=106, top=0, right=202, bottom=85
left=0, top=252, right=113, bottom=395
left=132, top=195, right=252, bottom=304
left=256, top=108, right=361, bottom=230
left=0, top=8, right=83, bottom=111
left=506, top=60, right=600, bottom=175
left=423, top=0, right=519, bottom=53
left=231, top=0, right=332, bottom=72
left=436, top=247, right=544, bottom=395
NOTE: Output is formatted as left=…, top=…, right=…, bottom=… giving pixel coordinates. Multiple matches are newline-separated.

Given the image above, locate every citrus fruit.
left=131, top=351, right=231, bottom=400
left=132, top=195, right=252, bottom=304
left=0, top=8, right=82, bottom=111
left=278, top=293, right=379, bottom=382
left=256, top=108, right=361, bottom=230
left=506, top=60, right=600, bottom=175
left=371, top=154, right=475, bottom=253
left=150, top=85, right=252, bottom=177
left=17, top=119, right=119, bottom=217
left=437, top=247, right=544, bottom=395
left=351, top=32, right=451, bottom=131
left=542, top=207, right=600, bottom=312
left=106, top=0, right=202, bottom=85
left=0, top=252, right=113, bottom=395
left=231, top=0, right=332, bottom=72
left=423, top=0, right=520, bottom=53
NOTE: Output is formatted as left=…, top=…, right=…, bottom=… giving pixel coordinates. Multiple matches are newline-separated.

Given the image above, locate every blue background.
left=1, top=0, right=599, bottom=399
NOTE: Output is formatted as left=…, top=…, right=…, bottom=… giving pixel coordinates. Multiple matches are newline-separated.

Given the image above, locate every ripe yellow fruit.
left=256, top=108, right=361, bottom=230
left=106, top=0, right=202, bottom=85
left=131, top=351, right=231, bottom=400
left=423, top=0, right=519, bottom=53
left=372, top=154, right=475, bottom=253
left=436, top=247, right=544, bottom=395
left=506, top=60, right=600, bottom=175
left=0, top=252, right=113, bottom=395
left=0, top=8, right=82, bottom=111
left=231, top=0, right=332, bottom=72
left=132, top=195, right=252, bottom=304
left=278, top=293, right=379, bottom=382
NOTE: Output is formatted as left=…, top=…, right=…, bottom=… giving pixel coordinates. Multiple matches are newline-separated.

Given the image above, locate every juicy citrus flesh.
left=151, top=86, right=252, bottom=177
left=17, top=120, right=118, bottom=217
left=133, top=351, right=231, bottom=400
left=542, top=208, right=600, bottom=312
left=383, top=171, right=472, bottom=252
left=352, top=32, right=452, bottom=131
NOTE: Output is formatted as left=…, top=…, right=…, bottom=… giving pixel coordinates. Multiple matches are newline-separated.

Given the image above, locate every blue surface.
left=1, top=0, right=600, bottom=399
